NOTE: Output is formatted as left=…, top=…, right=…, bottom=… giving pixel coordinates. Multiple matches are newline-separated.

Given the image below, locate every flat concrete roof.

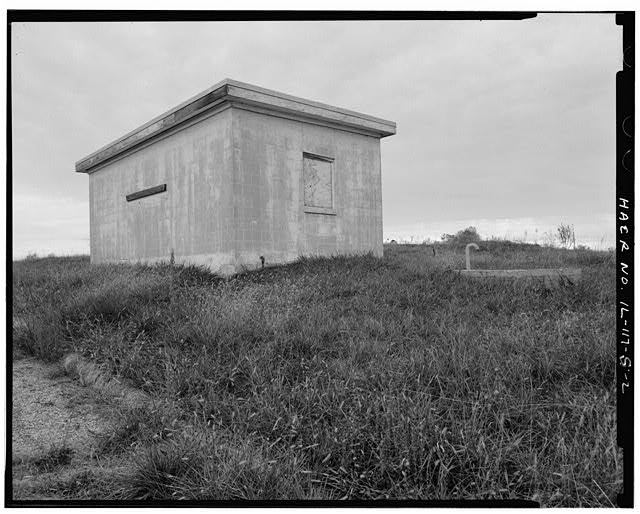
left=76, top=78, right=397, bottom=173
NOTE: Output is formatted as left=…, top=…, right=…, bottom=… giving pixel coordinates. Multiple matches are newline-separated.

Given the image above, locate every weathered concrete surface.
left=232, top=108, right=383, bottom=270
left=459, top=268, right=582, bottom=287
left=80, top=80, right=394, bottom=274
left=89, top=107, right=234, bottom=270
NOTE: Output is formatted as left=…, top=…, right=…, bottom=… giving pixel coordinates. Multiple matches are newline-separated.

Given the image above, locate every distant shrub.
left=441, top=226, right=481, bottom=245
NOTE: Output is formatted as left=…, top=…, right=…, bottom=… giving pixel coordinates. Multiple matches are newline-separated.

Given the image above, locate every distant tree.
left=557, top=223, right=576, bottom=250
left=441, top=226, right=481, bottom=245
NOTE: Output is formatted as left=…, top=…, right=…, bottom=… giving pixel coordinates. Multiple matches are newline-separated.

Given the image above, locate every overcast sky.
left=11, top=14, right=621, bottom=257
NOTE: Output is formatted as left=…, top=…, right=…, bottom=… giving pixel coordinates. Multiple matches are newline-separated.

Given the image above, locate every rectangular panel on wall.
left=303, top=153, right=335, bottom=215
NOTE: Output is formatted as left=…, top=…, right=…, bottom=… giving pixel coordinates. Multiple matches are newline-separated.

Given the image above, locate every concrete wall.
left=89, top=106, right=383, bottom=273
left=89, top=108, right=235, bottom=270
left=233, top=108, right=383, bottom=270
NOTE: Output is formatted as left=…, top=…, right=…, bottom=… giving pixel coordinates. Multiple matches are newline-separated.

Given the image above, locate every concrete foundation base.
left=459, top=268, right=582, bottom=287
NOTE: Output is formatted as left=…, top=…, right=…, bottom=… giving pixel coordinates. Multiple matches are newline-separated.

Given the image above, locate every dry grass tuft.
left=63, top=353, right=148, bottom=409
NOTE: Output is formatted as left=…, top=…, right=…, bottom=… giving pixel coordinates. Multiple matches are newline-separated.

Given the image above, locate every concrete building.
left=76, top=79, right=396, bottom=274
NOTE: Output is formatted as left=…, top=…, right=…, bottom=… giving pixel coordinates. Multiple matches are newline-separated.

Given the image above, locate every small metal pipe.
left=465, top=243, right=479, bottom=270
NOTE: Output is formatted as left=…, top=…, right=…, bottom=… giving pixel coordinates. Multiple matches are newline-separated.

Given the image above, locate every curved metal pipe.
left=465, top=243, right=479, bottom=270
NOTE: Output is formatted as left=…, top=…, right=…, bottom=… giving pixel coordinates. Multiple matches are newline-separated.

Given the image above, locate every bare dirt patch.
left=11, top=357, right=129, bottom=500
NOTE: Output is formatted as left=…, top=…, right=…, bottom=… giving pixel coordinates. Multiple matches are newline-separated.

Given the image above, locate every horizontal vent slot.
left=126, top=184, right=167, bottom=202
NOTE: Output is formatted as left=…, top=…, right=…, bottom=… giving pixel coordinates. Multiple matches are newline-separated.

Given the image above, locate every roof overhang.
left=75, top=78, right=397, bottom=173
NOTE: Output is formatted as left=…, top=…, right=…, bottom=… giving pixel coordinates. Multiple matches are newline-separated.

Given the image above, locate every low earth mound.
left=11, top=246, right=619, bottom=504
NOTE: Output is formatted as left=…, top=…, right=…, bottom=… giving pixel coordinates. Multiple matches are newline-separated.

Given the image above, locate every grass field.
left=12, top=242, right=620, bottom=504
